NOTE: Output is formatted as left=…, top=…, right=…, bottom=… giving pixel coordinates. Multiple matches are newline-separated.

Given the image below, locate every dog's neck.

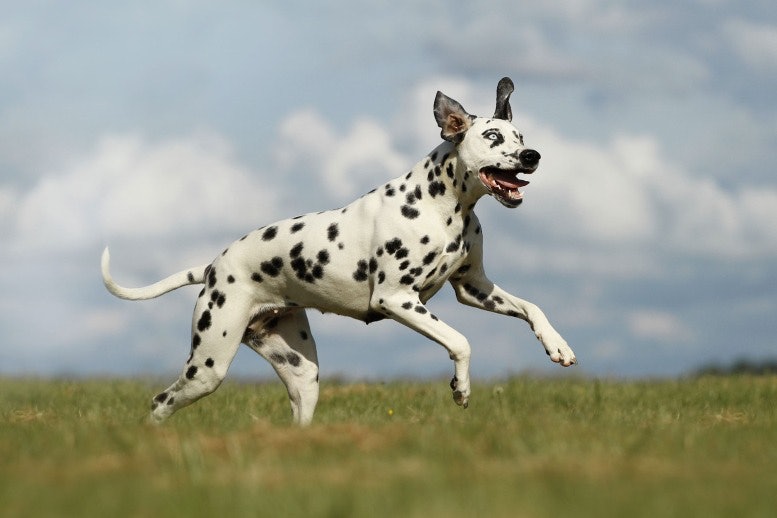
left=406, top=141, right=484, bottom=216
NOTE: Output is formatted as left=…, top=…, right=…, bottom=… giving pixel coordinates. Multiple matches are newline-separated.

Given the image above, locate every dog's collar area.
left=478, top=167, right=530, bottom=207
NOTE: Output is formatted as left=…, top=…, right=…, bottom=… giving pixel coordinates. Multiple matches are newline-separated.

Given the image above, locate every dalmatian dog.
left=101, top=77, right=576, bottom=425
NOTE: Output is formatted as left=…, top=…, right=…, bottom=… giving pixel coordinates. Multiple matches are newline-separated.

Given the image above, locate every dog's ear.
left=434, top=91, right=472, bottom=143
left=493, top=77, right=514, bottom=121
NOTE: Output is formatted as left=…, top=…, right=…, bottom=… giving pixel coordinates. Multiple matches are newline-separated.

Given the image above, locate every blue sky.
left=1, top=1, right=776, bottom=380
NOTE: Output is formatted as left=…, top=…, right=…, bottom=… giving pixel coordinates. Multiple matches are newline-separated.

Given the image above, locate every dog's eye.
left=481, top=129, right=505, bottom=147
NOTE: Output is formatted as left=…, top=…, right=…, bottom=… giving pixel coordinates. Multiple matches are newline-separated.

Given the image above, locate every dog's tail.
left=101, top=247, right=209, bottom=301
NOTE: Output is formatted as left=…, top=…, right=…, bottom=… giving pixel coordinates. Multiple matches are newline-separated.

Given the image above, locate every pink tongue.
left=494, top=174, right=529, bottom=189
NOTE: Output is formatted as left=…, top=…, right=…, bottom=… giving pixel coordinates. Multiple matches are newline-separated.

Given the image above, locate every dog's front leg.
left=451, top=269, right=577, bottom=367
left=377, top=297, right=472, bottom=407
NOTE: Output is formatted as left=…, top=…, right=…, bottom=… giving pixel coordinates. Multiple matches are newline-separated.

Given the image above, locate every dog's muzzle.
left=479, top=149, right=540, bottom=208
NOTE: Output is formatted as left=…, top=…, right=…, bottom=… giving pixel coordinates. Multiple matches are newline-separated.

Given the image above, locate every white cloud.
left=0, top=187, right=16, bottom=231
left=427, top=13, right=586, bottom=80
left=627, top=309, right=695, bottom=343
left=275, top=109, right=409, bottom=200
left=724, top=19, right=777, bottom=71
left=12, top=132, right=279, bottom=252
left=527, top=128, right=659, bottom=243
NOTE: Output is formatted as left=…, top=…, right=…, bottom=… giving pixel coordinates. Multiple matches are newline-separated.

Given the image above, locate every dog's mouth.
left=478, top=167, right=532, bottom=208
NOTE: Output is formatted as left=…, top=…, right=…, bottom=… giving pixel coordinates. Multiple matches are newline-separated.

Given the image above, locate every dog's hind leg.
left=149, top=293, right=252, bottom=423
left=245, top=309, right=320, bottom=426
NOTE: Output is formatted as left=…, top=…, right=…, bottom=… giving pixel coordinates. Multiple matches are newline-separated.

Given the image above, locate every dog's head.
left=434, top=77, right=539, bottom=208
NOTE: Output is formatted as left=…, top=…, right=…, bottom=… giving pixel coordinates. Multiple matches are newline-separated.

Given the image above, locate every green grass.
left=1, top=376, right=776, bottom=517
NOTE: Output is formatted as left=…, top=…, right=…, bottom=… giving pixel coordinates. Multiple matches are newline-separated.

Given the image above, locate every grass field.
left=1, top=375, right=776, bottom=517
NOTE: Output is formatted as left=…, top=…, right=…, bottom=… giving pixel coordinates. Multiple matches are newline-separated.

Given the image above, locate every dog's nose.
left=519, top=149, right=541, bottom=166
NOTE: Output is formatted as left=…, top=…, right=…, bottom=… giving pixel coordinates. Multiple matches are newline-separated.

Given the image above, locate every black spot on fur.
left=327, top=223, right=339, bottom=242
left=207, top=267, right=217, bottom=288
left=353, top=260, right=369, bottom=282
left=251, top=272, right=263, bottom=283
left=428, top=181, right=446, bottom=198
left=187, top=272, right=195, bottom=282
left=154, top=392, right=168, bottom=403
left=260, top=257, right=284, bottom=277
left=422, top=251, right=438, bottom=265
left=227, top=275, right=235, bottom=283
left=192, top=334, right=201, bottom=349
left=300, top=331, right=308, bottom=340
left=197, top=310, right=211, bottom=332
left=186, top=366, right=198, bottom=379
left=401, top=205, right=420, bottom=219
left=289, top=245, right=328, bottom=283
left=210, top=290, right=226, bottom=308
left=446, top=235, right=462, bottom=253
left=290, top=257, right=307, bottom=279
left=463, top=283, right=489, bottom=302
left=291, top=222, right=305, bottom=233
left=270, top=353, right=286, bottom=365
left=378, top=271, right=386, bottom=284
left=421, top=236, right=430, bottom=245
left=400, top=275, right=414, bottom=285
left=385, top=238, right=402, bottom=255
left=262, top=226, right=278, bottom=241
left=456, top=264, right=471, bottom=275
left=414, top=305, right=428, bottom=314
left=205, top=358, right=214, bottom=368
left=287, top=353, right=301, bottom=367
left=402, top=302, right=413, bottom=310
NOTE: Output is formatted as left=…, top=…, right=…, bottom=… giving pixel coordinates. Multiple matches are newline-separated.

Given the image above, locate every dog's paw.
left=540, top=333, right=577, bottom=367
left=450, top=376, right=470, bottom=408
